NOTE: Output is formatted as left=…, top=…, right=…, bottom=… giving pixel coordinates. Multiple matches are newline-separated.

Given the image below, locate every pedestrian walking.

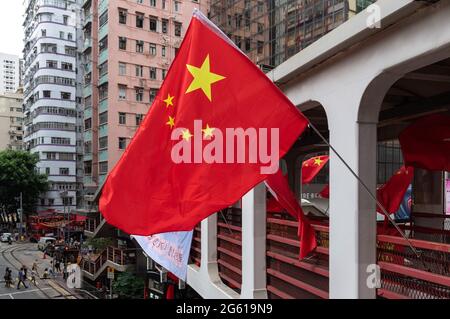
left=31, top=260, right=39, bottom=277
left=62, top=263, right=68, bottom=280
left=30, top=269, right=37, bottom=286
left=4, top=267, right=12, bottom=288
left=17, top=267, right=28, bottom=289
left=55, top=260, right=61, bottom=273
left=42, top=268, right=49, bottom=279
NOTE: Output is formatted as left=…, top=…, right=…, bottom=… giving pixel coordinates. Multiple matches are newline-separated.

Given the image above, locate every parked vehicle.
left=0, top=233, right=13, bottom=243
left=37, top=237, right=56, bottom=251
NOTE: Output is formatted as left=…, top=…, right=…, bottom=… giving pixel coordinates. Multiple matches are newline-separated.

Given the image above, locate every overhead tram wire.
left=307, top=121, right=423, bottom=260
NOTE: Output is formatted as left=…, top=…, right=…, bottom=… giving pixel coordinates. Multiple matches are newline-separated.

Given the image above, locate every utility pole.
left=18, top=192, right=23, bottom=240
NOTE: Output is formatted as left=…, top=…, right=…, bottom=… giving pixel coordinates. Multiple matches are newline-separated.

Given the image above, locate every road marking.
left=47, top=280, right=76, bottom=299
left=0, top=287, right=52, bottom=297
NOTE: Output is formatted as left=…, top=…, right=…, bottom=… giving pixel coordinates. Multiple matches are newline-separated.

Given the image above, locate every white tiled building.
left=0, top=53, right=21, bottom=95
left=22, top=0, right=84, bottom=214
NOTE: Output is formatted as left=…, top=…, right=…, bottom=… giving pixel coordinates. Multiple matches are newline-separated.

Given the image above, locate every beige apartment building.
left=0, top=92, right=24, bottom=151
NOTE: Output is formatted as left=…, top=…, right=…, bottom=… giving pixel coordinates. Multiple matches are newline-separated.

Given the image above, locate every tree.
left=0, top=150, right=48, bottom=215
left=112, top=271, right=145, bottom=299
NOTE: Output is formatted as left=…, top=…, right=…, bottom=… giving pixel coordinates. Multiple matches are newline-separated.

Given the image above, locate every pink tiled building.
left=81, top=0, right=210, bottom=203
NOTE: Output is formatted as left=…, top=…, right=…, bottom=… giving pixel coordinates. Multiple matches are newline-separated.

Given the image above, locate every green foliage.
left=84, top=237, right=115, bottom=251
left=112, top=271, right=145, bottom=299
left=0, top=150, right=48, bottom=214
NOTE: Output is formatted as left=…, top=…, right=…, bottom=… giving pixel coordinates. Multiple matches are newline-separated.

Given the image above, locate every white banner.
left=132, top=231, right=193, bottom=281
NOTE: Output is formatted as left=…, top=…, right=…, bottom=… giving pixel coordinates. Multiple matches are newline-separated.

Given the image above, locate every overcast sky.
left=0, top=1, right=25, bottom=57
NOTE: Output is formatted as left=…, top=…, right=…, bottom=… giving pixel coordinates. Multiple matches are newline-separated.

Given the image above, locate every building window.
left=99, top=83, right=108, bottom=100
left=150, top=16, right=157, bottom=32
left=99, top=111, right=108, bottom=125
left=162, top=0, right=166, bottom=9
left=161, top=46, right=166, bottom=57
left=150, top=0, right=156, bottom=7
left=84, top=118, right=92, bottom=130
left=162, top=19, right=168, bottom=34
left=136, top=13, right=144, bottom=28
left=63, top=15, right=69, bottom=25
left=41, top=29, right=47, bottom=37
left=99, top=36, right=108, bottom=52
left=135, top=65, right=143, bottom=77
left=136, top=40, right=144, bottom=53
left=43, top=90, right=51, bottom=98
left=119, top=62, right=126, bottom=76
left=46, top=60, right=57, bottom=68
left=60, top=168, right=69, bottom=176
left=119, top=112, right=126, bottom=124
left=99, top=161, right=108, bottom=174
left=135, top=87, right=144, bottom=102
left=99, top=11, right=108, bottom=27
left=119, top=9, right=127, bottom=24
left=99, top=61, right=108, bottom=77
left=61, top=92, right=71, bottom=100
left=149, top=88, right=157, bottom=103
left=149, top=43, right=156, bottom=55
left=245, top=38, right=251, bottom=52
left=59, top=31, right=65, bottom=39
left=257, top=41, right=263, bottom=54
left=136, top=114, right=143, bottom=126
left=61, top=62, right=73, bottom=70
left=119, top=37, right=127, bottom=50
left=174, top=22, right=181, bottom=37
left=99, top=136, right=108, bottom=149
left=118, top=85, right=126, bottom=100
left=174, top=1, right=180, bottom=12
left=149, top=67, right=156, bottom=79
left=162, top=69, right=167, bottom=79
left=118, top=137, right=126, bottom=150
left=84, top=161, right=92, bottom=175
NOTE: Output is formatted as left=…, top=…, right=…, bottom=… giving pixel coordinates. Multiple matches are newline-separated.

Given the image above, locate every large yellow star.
left=182, top=129, right=193, bottom=141
left=166, top=116, right=175, bottom=129
left=163, top=94, right=174, bottom=107
left=314, top=158, right=324, bottom=166
left=185, top=55, right=225, bottom=102
left=202, top=124, right=215, bottom=139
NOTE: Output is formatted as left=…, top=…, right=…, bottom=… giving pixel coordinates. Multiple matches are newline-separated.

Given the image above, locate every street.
left=0, top=242, right=90, bottom=299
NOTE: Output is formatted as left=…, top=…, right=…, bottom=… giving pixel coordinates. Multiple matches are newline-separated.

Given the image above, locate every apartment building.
left=0, top=93, right=24, bottom=150
left=0, top=53, right=21, bottom=95
left=81, top=0, right=210, bottom=204
left=22, top=0, right=84, bottom=214
left=208, top=0, right=375, bottom=69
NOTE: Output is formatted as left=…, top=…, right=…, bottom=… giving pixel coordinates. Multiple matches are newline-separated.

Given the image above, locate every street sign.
left=107, top=267, right=115, bottom=279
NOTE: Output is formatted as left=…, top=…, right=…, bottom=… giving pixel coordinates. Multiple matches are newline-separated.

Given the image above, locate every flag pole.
left=307, top=122, right=422, bottom=260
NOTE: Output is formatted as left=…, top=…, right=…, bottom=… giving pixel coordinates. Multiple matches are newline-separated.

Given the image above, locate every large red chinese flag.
left=266, top=170, right=317, bottom=259
left=301, top=155, right=329, bottom=184
left=399, top=114, right=450, bottom=171
left=377, top=166, right=414, bottom=214
left=99, top=11, right=308, bottom=235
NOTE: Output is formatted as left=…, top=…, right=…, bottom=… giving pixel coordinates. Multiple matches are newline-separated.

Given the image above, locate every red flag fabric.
left=266, top=196, right=284, bottom=213
left=377, top=166, right=414, bottom=214
left=99, top=11, right=308, bottom=236
left=266, top=170, right=317, bottom=259
left=301, top=155, right=329, bottom=184
left=399, top=114, right=450, bottom=171
left=319, top=184, right=329, bottom=198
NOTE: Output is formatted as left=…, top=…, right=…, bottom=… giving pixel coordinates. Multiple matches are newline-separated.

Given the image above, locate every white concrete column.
left=328, top=115, right=377, bottom=299
left=240, top=183, right=268, bottom=299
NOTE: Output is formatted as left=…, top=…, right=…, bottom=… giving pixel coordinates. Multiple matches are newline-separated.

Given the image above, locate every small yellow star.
left=163, top=94, right=174, bottom=107
left=166, top=116, right=175, bottom=129
left=314, top=158, right=324, bottom=166
left=182, top=129, right=193, bottom=141
left=185, top=55, right=225, bottom=102
left=202, top=124, right=215, bottom=139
